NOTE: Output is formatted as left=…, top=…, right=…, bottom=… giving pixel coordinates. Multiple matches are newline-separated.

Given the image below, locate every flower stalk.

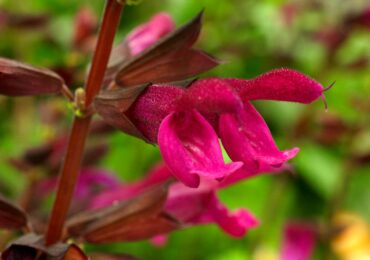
left=45, top=0, right=124, bottom=245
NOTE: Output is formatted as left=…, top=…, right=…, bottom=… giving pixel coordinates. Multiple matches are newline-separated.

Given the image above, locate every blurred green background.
left=0, top=0, right=369, bottom=259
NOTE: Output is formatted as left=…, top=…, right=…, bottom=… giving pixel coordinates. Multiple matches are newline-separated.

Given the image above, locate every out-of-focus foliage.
left=0, top=0, right=369, bottom=259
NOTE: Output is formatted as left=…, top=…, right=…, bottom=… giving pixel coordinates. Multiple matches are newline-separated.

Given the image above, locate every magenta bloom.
left=281, top=222, right=317, bottom=260
left=127, top=12, right=175, bottom=56
left=96, top=12, right=326, bottom=188
left=91, top=164, right=259, bottom=238
left=121, top=70, right=324, bottom=187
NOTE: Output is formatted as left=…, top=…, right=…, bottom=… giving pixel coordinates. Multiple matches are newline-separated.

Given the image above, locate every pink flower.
left=122, top=69, right=324, bottom=187
left=91, top=164, right=259, bottom=239
left=281, top=222, right=317, bottom=260
left=96, top=12, right=326, bottom=188
left=127, top=12, right=175, bottom=56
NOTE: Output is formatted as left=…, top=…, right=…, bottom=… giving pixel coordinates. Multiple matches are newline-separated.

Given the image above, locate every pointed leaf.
left=94, top=84, right=150, bottom=141
left=4, top=12, right=49, bottom=29
left=115, top=11, right=205, bottom=86
left=0, top=195, right=28, bottom=230
left=103, top=42, right=131, bottom=88
left=116, top=48, right=220, bottom=87
left=67, top=184, right=169, bottom=235
left=22, top=143, right=53, bottom=166
left=67, top=184, right=179, bottom=243
left=0, top=57, right=65, bottom=96
left=84, top=212, right=178, bottom=243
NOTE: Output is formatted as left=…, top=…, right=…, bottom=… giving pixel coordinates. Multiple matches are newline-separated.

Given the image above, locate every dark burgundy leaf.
left=0, top=195, right=28, bottom=230
left=102, top=41, right=131, bottom=88
left=7, top=13, right=49, bottom=29
left=67, top=184, right=179, bottom=243
left=8, top=143, right=53, bottom=172
left=23, top=143, right=53, bottom=166
left=114, top=11, right=213, bottom=87
left=0, top=57, right=64, bottom=96
left=84, top=212, right=178, bottom=243
left=0, top=9, right=49, bottom=29
left=66, top=184, right=168, bottom=235
left=1, top=234, right=87, bottom=260
left=89, top=120, right=116, bottom=136
left=93, top=84, right=150, bottom=142
left=116, top=48, right=220, bottom=87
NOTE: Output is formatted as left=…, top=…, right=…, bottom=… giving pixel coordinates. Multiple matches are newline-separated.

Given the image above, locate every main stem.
left=45, top=0, right=124, bottom=245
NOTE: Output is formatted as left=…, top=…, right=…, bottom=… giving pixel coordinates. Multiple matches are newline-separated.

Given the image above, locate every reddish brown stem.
left=45, top=0, right=124, bottom=245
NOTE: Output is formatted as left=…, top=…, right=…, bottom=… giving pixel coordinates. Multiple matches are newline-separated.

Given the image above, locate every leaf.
left=103, top=41, right=131, bottom=89
left=89, top=120, right=116, bottom=136
left=1, top=234, right=87, bottom=260
left=0, top=9, right=49, bottom=29
left=67, top=184, right=168, bottom=235
left=0, top=195, right=28, bottom=230
left=22, top=143, right=53, bottom=166
left=93, top=84, right=150, bottom=142
left=67, top=184, right=179, bottom=243
left=84, top=211, right=178, bottom=243
left=116, top=48, right=220, bottom=87
left=114, top=11, right=219, bottom=87
left=0, top=57, right=64, bottom=96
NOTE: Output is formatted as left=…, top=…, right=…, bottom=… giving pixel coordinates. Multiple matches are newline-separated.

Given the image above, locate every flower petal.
left=209, top=205, right=259, bottom=238
left=225, top=68, right=324, bottom=104
left=165, top=185, right=258, bottom=237
left=219, top=102, right=299, bottom=173
left=195, top=194, right=259, bottom=237
left=127, top=13, right=175, bottom=56
left=150, top=235, right=168, bottom=247
left=281, top=222, right=317, bottom=260
left=158, top=110, right=243, bottom=187
left=90, top=164, right=173, bottom=209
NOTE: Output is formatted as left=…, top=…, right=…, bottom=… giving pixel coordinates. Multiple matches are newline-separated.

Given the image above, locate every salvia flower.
left=91, top=163, right=259, bottom=238
left=96, top=69, right=324, bottom=188
left=94, top=12, right=326, bottom=188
